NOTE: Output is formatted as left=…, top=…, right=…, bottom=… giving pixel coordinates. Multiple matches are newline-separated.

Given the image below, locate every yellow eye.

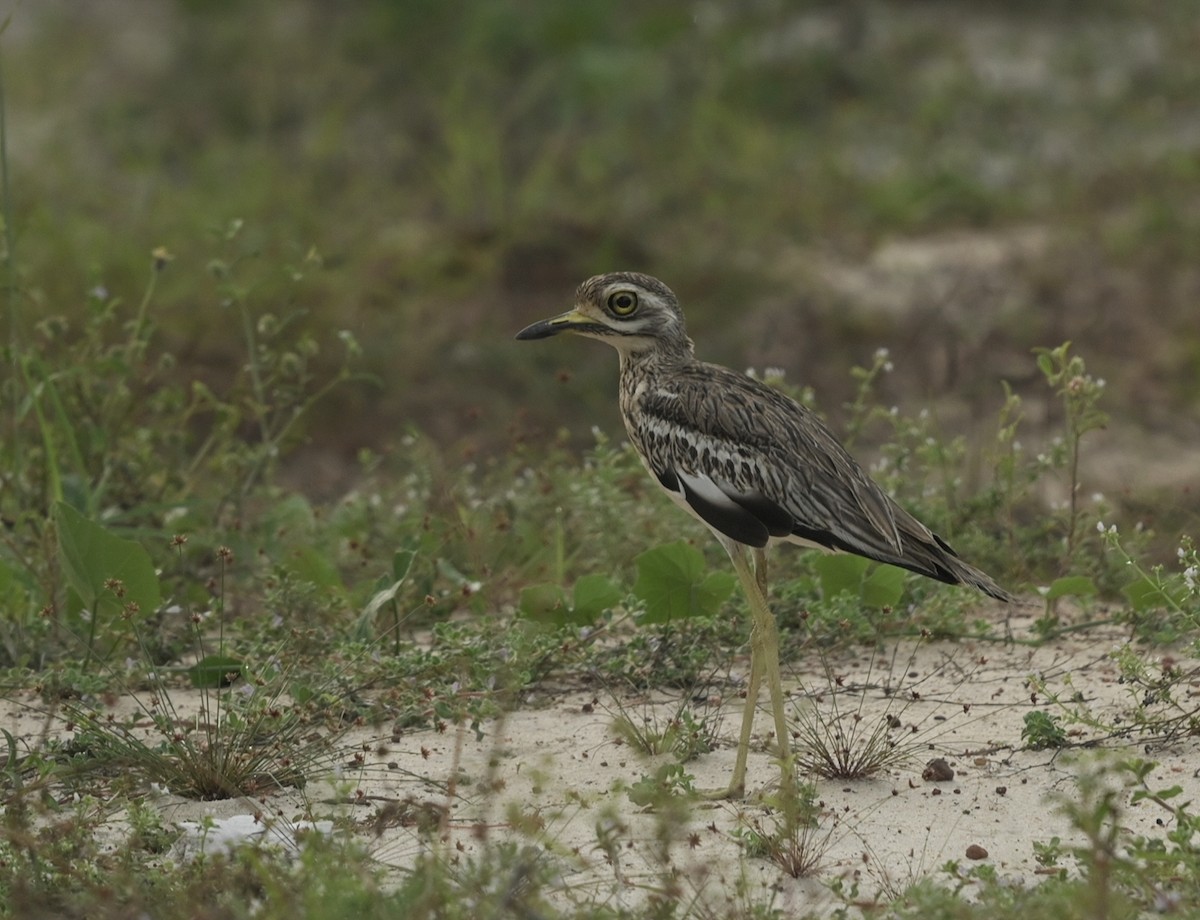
left=607, top=290, right=639, bottom=316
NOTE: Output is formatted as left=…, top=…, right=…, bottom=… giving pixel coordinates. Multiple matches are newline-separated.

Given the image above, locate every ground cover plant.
left=5, top=249, right=1198, bottom=915
left=2, top=2, right=1200, bottom=918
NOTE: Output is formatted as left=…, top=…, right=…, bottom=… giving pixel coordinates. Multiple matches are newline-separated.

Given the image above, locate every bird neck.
left=616, top=336, right=696, bottom=376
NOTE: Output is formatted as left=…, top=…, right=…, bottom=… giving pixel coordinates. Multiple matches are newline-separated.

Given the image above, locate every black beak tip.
left=515, top=321, right=557, bottom=341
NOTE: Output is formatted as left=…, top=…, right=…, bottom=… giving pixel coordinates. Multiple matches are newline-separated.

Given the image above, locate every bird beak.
left=515, top=308, right=592, bottom=341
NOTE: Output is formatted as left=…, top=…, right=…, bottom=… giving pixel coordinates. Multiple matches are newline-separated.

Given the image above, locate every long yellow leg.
left=727, top=608, right=763, bottom=798
left=718, top=542, right=794, bottom=799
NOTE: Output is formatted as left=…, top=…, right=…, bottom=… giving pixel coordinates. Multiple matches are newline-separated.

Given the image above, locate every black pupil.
left=614, top=294, right=633, bottom=311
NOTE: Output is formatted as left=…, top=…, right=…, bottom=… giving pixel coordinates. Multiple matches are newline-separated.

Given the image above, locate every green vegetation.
left=1, top=2, right=1199, bottom=918
left=5, top=0, right=1200, bottom=452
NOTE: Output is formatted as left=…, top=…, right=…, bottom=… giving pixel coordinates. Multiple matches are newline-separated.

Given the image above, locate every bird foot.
left=696, top=782, right=791, bottom=806
left=696, top=782, right=746, bottom=802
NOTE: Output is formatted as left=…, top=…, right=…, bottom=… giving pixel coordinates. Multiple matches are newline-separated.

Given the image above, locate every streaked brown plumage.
left=517, top=271, right=1012, bottom=797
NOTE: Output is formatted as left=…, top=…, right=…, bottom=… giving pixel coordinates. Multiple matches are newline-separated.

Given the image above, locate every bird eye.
left=607, top=291, right=638, bottom=316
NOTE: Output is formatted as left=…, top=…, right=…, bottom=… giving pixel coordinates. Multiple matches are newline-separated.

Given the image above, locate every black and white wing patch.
left=655, top=468, right=794, bottom=548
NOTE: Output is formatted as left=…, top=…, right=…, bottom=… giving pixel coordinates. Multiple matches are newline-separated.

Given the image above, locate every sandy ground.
left=5, top=606, right=1199, bottom=915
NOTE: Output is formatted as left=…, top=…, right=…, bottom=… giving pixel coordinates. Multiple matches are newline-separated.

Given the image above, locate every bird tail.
left=938, top=551, right=1015, bottom=603
left=862, top=506, right=1015, bottom=603
left=887, top=528, right=1014, bottom=603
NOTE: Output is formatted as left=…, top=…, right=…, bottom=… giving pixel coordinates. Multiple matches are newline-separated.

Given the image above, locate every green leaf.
left=1021, top=710, right=1067, bottom=750
left=392, top=549, right=417, bottom=582
left=291, top=682, right=317, bottom=704
left=0, top=554, right=34, bottom=610
left=53, top=501, right=160, bottom=618
left=361, top=550, right=417, bottom=621
left=1147, top=784, right=1183, bottom=802
left=1045, top=575, right=1098, bottom=602
left=572, top=574, right=621, bottom=623
left=517, top=583, right=569, bottom=624
left=862, top=564, right=907, bottom=608
left=356, top=550, right=419, bottom=640
left=627, top=763, right=695, bottom=806
left=286, top=545, right=344, bottom=590
left=633, top=541, right=734, bottom=624
left=1, top=727, right=16, bottom=775
left=265, top=493, right=317, bottom=535
left=1124, top=576, right=1181, bottom=613
left=188, top=654, right=243, bottom=688
left=701, top=569, right=736, bottom=608
left=518, top=574, right=620, bottom=628
left=813, top=554, right=869, bottom=600
left=1035, top=352, right=1054, bottom=380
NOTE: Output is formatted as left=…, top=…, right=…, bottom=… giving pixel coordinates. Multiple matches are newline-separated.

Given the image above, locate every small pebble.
left=922, top=758, right=955, bottom=781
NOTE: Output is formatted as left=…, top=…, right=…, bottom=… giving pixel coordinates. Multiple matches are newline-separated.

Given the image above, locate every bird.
left=516, top=272, right=1012, bottom=799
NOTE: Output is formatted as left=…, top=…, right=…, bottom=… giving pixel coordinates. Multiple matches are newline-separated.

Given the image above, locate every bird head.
left=515, top=272, right=692, bottom=357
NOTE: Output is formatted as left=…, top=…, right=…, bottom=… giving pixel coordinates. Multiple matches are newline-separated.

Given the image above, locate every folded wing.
left=636, top=363, right=1011, bottom=602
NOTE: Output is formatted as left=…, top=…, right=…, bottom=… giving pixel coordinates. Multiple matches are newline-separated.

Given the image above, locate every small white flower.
left=1154, top=888, right=1182, bottom=912
left=1096, top=521, right=1106, bottom=533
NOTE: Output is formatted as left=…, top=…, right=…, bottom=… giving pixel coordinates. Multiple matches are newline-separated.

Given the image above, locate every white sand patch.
left=4, top=614, right=1197, bottom=914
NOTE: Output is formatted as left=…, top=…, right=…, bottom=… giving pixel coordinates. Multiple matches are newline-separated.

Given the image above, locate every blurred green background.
left=4, top=0, right=1199, bottom=514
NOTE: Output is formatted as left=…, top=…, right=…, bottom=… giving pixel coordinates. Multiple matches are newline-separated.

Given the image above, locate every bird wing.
left=634, top=361, right=1012, bottom=601
left=635, top=362, right=910, bottom=558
